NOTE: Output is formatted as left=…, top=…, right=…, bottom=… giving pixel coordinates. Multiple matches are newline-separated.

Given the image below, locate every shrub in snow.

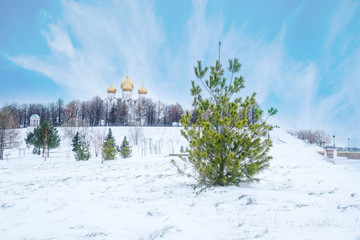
left=72, top=131, right=91, bottom=161
left=102, top=129, right=118, bottom=161
left=119, top=136, right=132, bottom=158
left=173, top=58, right=277, bottom=186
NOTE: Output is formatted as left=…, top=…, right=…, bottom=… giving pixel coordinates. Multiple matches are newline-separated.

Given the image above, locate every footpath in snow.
left=0, top=127, right=359, bottom=239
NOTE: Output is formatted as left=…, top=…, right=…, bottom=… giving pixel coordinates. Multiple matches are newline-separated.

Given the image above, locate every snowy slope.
left=0, top=127, right=359, bottom=240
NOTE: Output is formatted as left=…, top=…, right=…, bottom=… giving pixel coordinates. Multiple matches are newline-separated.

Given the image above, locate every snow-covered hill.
left=0, top=127, right=359, bottom=239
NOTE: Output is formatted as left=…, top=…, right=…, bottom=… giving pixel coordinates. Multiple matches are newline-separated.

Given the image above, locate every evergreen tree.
left=73, top=134, right=91, bottom=161
left=71, top=131, right=80, bottom=152
left=102, top=128, right=117, bottom=160
left=25, top=120, right=60, bottom=160
left=173, top=57, right=277, bottom=186
left=119, top=136, right=132, bottom=158
left=105, top=128, right=114, bottom=142
left=25, top=132, right=41, bottom=155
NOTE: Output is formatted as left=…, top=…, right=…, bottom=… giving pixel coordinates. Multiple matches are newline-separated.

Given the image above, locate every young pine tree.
left=72, top=132, right=91, bottom=161
left=102, top=128, right=118, bottom=161
left=173, top=58, right=277, bottom=186
left=119, top=136, right=132, bottom=158
left=25, top=132, right=41, bottom=155
left=25, top=120, right=61, bottom=161
left=71, top=131, right=80, bottom=152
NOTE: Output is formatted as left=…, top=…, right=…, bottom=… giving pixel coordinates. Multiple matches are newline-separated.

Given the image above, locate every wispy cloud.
left=10, top=0, right=166, bottom=102
left=7, top=0, right=360, bottom=145
left=324, top=0, right=359, bottom=50
left=316, top=0, right=360, bottom=144
left=183, top=4, right=321, bottom=130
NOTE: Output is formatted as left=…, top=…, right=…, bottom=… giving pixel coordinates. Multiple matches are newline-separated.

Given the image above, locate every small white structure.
left=29, top=114, right=40, bottom=127
left=324, top=148, right=337, bottom=158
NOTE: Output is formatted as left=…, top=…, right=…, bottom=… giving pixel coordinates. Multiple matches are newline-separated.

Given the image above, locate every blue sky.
left=1, top=0, right=360, bottom=147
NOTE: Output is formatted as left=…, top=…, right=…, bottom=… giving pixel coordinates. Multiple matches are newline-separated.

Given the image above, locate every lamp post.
left=333, top=135, right=335, bottom=149
left=348, top=138, right=350, bottom=151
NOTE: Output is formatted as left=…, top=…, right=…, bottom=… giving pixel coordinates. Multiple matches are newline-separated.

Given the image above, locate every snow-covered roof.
left=30, top=114, right=40, bottom=119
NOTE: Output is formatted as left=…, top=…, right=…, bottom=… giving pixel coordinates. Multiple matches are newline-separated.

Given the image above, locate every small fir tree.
left=173, top=56, right=277, bottom=186
left=71, top=131, right=80, bottom=153
left=105, top=128, right=114, bottom=142
left=102, top=128, right=118, bottom=160
left=72, top=132, right=91, bottom=161
left=119, top=136, right=132, bottom=158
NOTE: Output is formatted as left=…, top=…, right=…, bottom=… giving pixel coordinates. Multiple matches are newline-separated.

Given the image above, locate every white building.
left=105, top=74, right=148, bottom=103
left=138, top=84, right=147, bottom=100
left=29, top=114, right=40, bottom=127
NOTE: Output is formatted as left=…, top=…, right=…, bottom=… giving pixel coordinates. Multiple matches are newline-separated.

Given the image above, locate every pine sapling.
left=102, top=128, right=118, bottom=160
left=119, top=136, right=132, bottom=158
left=172, top=56, right=277, bottom=186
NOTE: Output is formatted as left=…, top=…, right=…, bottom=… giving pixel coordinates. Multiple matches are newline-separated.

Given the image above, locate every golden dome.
left=122, top=82, right=133, bottom=92
left=120, top=75, right=134, bottom=90
left=138, top=84, right=147, bottom=95
left=107, top=84, right=117, bottom=94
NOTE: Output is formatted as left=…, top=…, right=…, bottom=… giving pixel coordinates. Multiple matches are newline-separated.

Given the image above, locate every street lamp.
left=333, top=135, right=335, bottom=149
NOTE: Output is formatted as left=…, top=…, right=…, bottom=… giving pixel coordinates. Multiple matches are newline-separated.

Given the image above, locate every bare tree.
left=134, top=100, right=145, bottom=126
left=90, top=128, right=107, bottom=157
left=144, top=98, right=157, bottom=126
left=156, top=100, right=164, bottom=125
left=0, top=108, right=21, bottom=160
left=314, top=130, right=331, bottom=146
left=168, top=103, right=184, bottom=123
left=162, top=104, right=171, bottom=126
left=117, top=101, right=129, bottom=126
left=62, top=118, right=89, bottom=140
left=89, top=96, right=104, bottom=126
left=49, top=102, right=57, bottom=125
left=20, top=104, right=28, bottom=127
left=289, top=129, right=330, bottom=147
left=129, top=127, right=143, bottom=146
left=64, top=100, right=80, bottom=122
left=3, top=103, right=20, bottom=128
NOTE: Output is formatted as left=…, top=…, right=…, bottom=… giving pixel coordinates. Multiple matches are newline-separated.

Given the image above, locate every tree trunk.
left=44, top=127, right=48, bottom=161
left=0, top=131, right=4, bottom=160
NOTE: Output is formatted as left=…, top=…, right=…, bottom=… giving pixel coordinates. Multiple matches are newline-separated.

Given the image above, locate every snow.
left=1, top=127, right=359, bottom=239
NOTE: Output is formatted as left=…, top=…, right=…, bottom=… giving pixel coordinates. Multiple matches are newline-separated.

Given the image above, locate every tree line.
left=0, top=96, right=186, bottom=160
left=0, top=96, right=186, bottom=128
left=288, top=129, right=330, bottom=147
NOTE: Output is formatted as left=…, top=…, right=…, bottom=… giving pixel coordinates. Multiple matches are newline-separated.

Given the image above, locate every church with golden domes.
left=106, top=74, right=147, bottom=103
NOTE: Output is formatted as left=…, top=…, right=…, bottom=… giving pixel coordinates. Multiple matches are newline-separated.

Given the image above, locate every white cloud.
left=7, top=0, right=360, bottom=146
left=324, top=0, right=359, bottom=50
left=42, top=23, right=75, bottom=57
left=10, top=0, right=166, bottom=102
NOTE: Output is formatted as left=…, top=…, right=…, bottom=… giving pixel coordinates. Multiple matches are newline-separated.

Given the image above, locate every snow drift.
left=0, top=127, right=359, bottom=239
